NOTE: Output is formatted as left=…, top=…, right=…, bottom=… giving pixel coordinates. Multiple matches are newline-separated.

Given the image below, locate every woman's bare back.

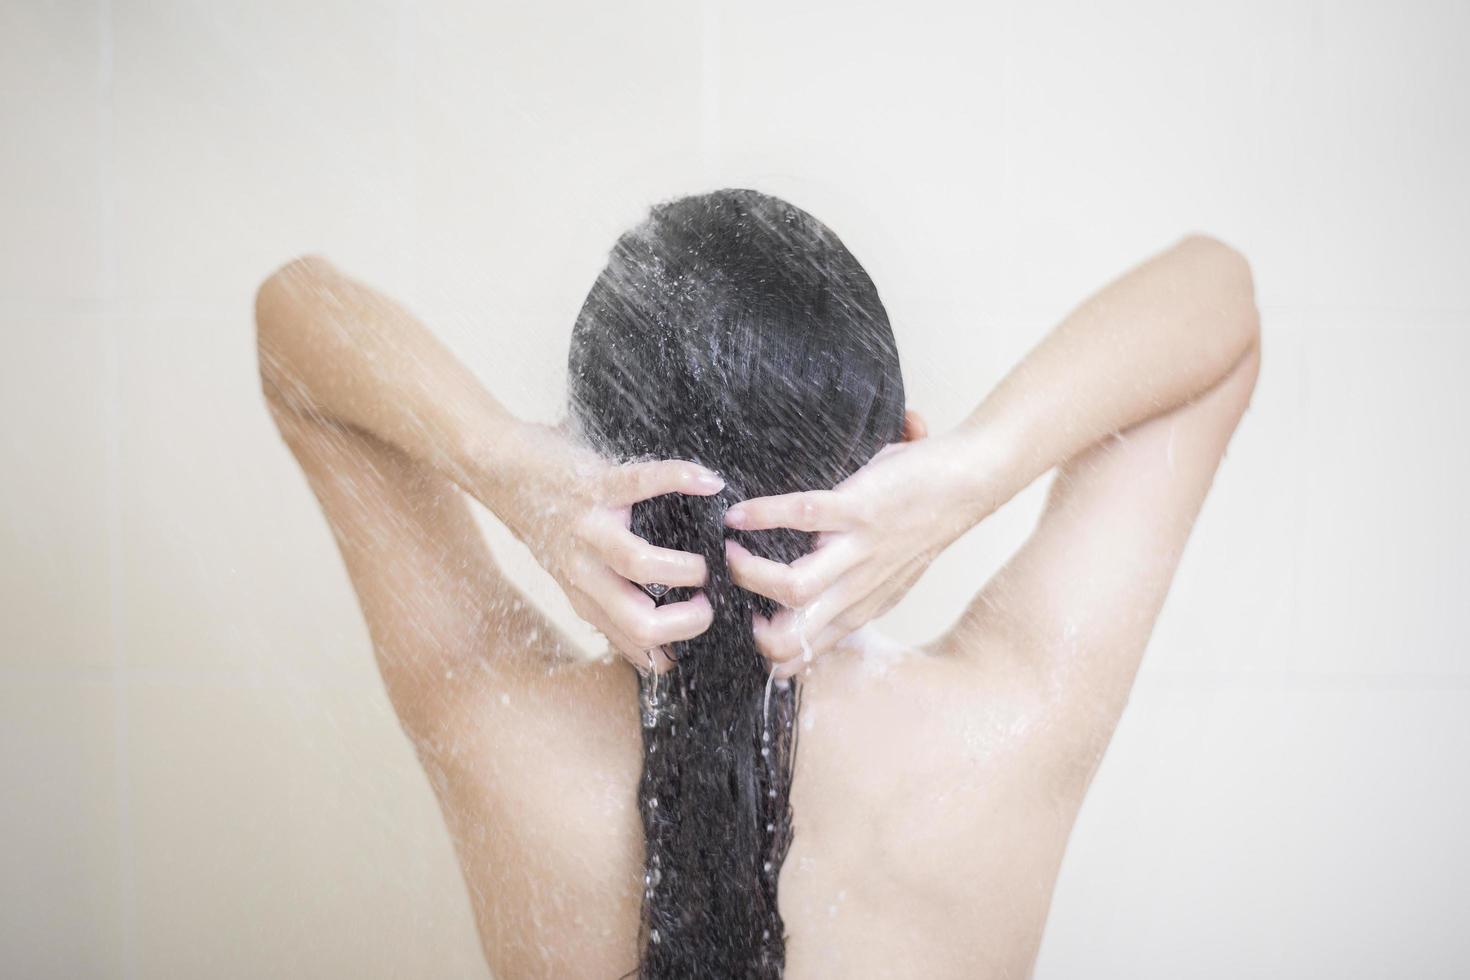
left=403, top=616, right=1122, bottom=979
left=258, top=235, right=1259, bottom=978
left=782, top=632, right=1106, bottom=979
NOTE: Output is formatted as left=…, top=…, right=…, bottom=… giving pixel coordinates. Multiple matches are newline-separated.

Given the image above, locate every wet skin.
left=258, top=236, right=1259, bottom=976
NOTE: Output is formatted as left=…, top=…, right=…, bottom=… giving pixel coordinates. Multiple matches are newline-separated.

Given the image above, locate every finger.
left=751, top=604, right=840, bottom=667
left=596, top=525, right=708, bottom=588
left=595, top=567, right=715, bottom=650
left=608, top=632, right=678, bottom=676
left=771, top=639, right=841, bottom=680
left=768, top=609, right=870, bottom=681
left=651, top=645, right=677, bottom=674
left=902, top=408, right=929, bottom=441
left=750, top=612, right=789, bottom=664
left=724, top=537, right=855, bottom=608
left=758, top=599, right=870, bottom=681
left=621, top=644, right=678, bottom=676
left=724, top=490, right=851, bottom=532
left=621, top=593, right=714, bottom=651
left=566, top=584, right=671, bottom=672
left=750, top=561, right=878, bottom=665
left=770, top=576, right=909, bottom=680
left=606, top=459, right=724, bottom=506
left=579, top=588, right=693, bottom=676
left=771, top=649, right=816, bottom=681
left=755, top=611, right=836, bottom=682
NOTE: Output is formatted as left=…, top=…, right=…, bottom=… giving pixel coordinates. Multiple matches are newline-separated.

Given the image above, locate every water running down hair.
left=568, top=188, right=905, bottom=978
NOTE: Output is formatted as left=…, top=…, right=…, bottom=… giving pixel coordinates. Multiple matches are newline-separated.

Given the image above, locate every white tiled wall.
left=2, top=1, right=1465, bottom=976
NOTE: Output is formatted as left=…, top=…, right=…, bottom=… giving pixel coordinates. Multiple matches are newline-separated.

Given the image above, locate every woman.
left=256, top=189, right=1260, bottom=979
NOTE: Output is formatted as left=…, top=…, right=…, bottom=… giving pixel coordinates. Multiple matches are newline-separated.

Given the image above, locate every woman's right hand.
left=478, top=421, right=725, bottom=674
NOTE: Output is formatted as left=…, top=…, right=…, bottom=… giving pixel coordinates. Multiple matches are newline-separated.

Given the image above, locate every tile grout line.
left=98, top=1, right=137, bottom=975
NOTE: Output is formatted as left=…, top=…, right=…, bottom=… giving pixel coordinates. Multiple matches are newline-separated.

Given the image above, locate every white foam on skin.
left=796, top=606, right=816, bottom=665
left=840, top=625, right=912, bottom=678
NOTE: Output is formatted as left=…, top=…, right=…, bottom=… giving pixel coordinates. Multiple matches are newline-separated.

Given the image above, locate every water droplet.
left=641, top=669, right=662, bottom=728
left=651, top=928, right=661, bottom=945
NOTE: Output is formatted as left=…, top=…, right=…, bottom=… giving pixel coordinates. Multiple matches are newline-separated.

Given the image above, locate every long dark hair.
left=568, top=189, right=905, bottom=978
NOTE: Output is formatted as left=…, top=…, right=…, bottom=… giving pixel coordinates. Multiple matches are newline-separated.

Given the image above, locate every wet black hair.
left=568, top=188, right=905, bottom=978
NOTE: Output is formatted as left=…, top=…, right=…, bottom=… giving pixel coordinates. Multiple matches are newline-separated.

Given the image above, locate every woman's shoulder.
left=803, top=625, right=1121, bottom=792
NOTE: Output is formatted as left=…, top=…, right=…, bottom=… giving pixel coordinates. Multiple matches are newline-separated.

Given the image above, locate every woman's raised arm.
left=726, top=234, right=1261, bottom=677
left=950, top=233, right=1259, bottom=513
left=255, top=255, right=519, bottom=494
left=255, top=255, right=722, bottom=671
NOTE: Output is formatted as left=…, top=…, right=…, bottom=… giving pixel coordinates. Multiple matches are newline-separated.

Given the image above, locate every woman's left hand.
left=722, top=420, right=994, bottom=679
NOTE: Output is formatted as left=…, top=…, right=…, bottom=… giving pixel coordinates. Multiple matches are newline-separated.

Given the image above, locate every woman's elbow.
left=1179, top=233, right=1260, bottom=348
left=254, top=254, right=331, bottom=393
left=255, top=254, right=330, bottom=332
left=1179, top=231, right=1254, bottom=291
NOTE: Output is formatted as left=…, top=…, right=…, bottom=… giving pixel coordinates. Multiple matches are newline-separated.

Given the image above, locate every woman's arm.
left=949, top=233, right=1259, bottom=524
left=724, top=234, right=1261, bottom=677
left=256, top=255, right=723, bottom=671
left=256, top=255, right=523, bottom=502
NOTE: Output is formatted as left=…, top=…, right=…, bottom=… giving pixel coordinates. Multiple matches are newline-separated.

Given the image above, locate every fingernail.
left=724, top=505, right=747, bottom=528
left=694, top=469, right=725, bottom=492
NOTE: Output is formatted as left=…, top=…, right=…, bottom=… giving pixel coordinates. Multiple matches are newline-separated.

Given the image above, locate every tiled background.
left=2, top=1, right=1467, bottom=976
